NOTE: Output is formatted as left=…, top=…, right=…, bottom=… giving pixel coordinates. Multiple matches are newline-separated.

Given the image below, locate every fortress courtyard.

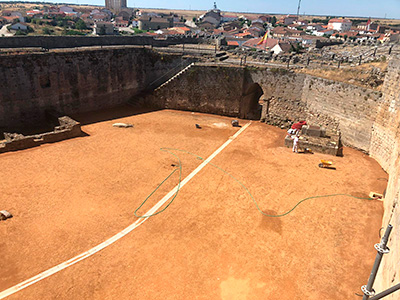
left=0, top=107, right=387, bottom=299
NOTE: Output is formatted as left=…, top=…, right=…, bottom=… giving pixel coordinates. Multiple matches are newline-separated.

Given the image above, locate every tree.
left=42, top=27, right=53, bottom=35
left=344, top=34, right=348, bottom=41
left=192, top=17, right=196, bottom=22
left=271, top=16, right=277, bottom=26
left=335, top=33, right=340, bottom=38
left=15, top=30, right=26, bottom=36
left=75, top=19, right=87, bottom=30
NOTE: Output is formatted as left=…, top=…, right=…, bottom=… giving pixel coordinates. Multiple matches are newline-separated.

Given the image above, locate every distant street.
left=0, top=25, right=14, bottom=37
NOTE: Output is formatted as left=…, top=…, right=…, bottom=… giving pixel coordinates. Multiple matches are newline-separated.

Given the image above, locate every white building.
left=327, top=18, right=352, bottom=32
left=314, top=29, right=334, bottom=37
left=271, top=42, right=291, bottom=54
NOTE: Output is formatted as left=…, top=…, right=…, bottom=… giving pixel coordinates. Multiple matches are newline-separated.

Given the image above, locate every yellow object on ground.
left=319, top=160, right=336, bottom=169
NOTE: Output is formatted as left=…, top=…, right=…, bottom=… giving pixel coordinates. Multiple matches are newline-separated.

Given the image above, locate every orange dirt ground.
left=0, top=108, right=388, bottom=299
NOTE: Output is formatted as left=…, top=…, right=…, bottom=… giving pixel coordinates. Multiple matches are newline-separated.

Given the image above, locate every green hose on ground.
left=134, top=147, right=375, bottom=218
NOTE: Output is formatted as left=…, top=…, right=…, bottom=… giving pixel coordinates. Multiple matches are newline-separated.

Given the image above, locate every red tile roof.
left=235, top=32, right=253, bottom=38
left=3, top=16, right=20, bottom=20
left=227, top=41, right=239, bottom=46
left=174, top=27, right=191, bottom=31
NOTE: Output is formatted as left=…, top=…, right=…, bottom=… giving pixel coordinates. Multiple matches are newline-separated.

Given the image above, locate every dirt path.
left=0, top=109, right=387, bottom=299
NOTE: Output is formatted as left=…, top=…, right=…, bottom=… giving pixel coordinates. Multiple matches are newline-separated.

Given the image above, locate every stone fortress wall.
left=154, top=65, right=383, bottom=152
left=0, top=47, right=186, bottom=131
left=371, top=57, right=400, bottom=298
left=250, top=68, right=383, bottom=152
left=0, top=35, right=200, bottom=49
left=148, top=65, right=245, bottom=117
left=0, top=47, right=398, bottom=296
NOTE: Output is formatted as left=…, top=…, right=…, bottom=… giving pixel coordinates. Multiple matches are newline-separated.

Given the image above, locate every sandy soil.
left=0, top=108, right=387, bottom=299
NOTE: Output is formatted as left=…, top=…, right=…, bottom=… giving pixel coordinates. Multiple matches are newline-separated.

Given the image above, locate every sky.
left=9, top=0, right=400, bottom=19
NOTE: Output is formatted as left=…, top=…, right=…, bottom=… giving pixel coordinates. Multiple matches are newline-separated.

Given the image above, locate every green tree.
left=15, top=30, right=26, bottom=36
left=271, top=16, right=277, bottom=26
left=75, top=19, right=87, bottom=30
left=42, top=27, right=53, bottom=35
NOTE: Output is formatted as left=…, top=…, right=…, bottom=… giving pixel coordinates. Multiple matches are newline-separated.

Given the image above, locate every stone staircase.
left=128, top=62, right=194, bottom=107
left=154, top=62, right=195, bottom=92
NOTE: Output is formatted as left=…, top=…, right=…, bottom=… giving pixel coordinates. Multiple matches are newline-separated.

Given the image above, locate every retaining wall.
left=0, top=35, right=200, bottom=49
left=149, top=65, right=247, bottom=117
left=154, top=65, right=382, bottom=152
left=0, top=47, right=184, bottom=130
left=371, top=56, right=400, bottom=298
left=251, top=69, right=382, bottom=152
left=0, top=116, right=82, bottom=153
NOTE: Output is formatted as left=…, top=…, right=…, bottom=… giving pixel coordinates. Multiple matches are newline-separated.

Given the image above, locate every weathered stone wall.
left=250, top=68, right=306, bottom=102
left=371, top=56, right=400, bottom=298
left=302, top=76, right=382, bottom=151
left=0, top=47, right=184, bottom=130
left=151, top=65, right=382, bottom=152
left=252, top=69, right=382, bottom=152
left=150, top=65, right=245, bottom=117
left=0, top=35, right=200, bottom=49
left=0, top=116, right=82, bottom=153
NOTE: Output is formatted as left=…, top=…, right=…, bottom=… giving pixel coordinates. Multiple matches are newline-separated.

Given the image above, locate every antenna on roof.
left=296, top=0, right=302, bottom=20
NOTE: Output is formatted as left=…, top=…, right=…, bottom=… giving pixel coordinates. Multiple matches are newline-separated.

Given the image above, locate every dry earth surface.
left=0, top=108, right=387, bottom=299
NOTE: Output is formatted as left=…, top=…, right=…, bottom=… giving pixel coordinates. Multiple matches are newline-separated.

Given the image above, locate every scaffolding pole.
left=370, top=283, right=400, bottom=300
left=362, top=224, right=393, bottom=300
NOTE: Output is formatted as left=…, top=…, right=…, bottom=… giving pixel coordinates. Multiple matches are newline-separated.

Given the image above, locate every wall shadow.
left=70, top=104, right=160, bottom=126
